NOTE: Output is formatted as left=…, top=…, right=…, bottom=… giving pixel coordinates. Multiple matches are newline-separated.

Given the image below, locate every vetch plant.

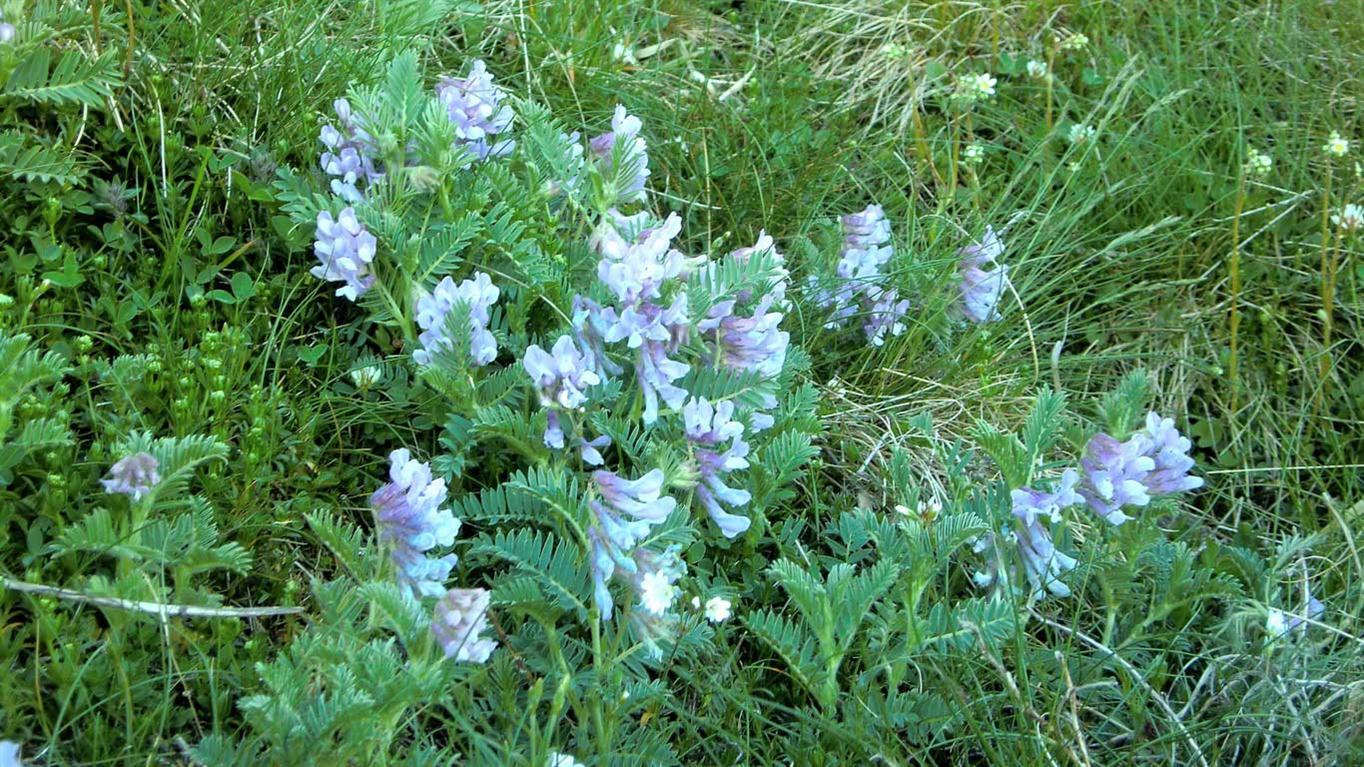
left=220, top=50, right=819, bottom=762
left=957, top=226, right=1010, bottom=324
left=807, top=204, right=909, bottom=346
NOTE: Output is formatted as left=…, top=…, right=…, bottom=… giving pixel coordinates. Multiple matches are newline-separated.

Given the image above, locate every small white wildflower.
left=639, top=570, right=676, bottom=615
left=548, top=752, right=585, bottom=767
left=1244, top=147, right=1272, bottom=177
left=621, top=689, right=630, bottom=700
left=880, top=42, right=908, bottom=60
left=1068, top=124, right=1097, bottom=145
left=1265, top=608, right=1289, bottom=639
left=1059, top=32, right=1090, bottom=52
left=929, top=499, right=943, bottom=514
left=704, top=596, right=732, bottom=623
left=1026, top=60, right=1049, bottom=79
left=894, top=503, right=911, bottom=516
left=957, top=72, right=997, bottom=102
left=1067, top=160, right=1084, bottom=173
left=962, top=141, right=985, bottom=166
left=1333, top=203, right=1364, bottom=231
left=1323, top=130, right=1350, bottom=158
left=350, top=365, right=382, bottom=388
left=611, top=42, right=639, bottom=67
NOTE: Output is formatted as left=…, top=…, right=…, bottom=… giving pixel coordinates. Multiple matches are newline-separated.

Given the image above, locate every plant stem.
left=1316, top=164, right=1334, bottom=411
left=1228, top=169, right=1246, bottom=414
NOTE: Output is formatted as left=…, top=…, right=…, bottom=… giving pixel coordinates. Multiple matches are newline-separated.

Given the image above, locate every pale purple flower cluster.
left=101, top=451, right=160, bottom=501
left=414, top=272, right=500, bottom=367
left=436, top=59, right=515, bottom=163
left=586, top=213, right=693, bottom=424
left=0, top=741, right=22, bottom=767
left=973, top=470, right=1081, bottom=600
left=698, top=297, right=788, bottom=376
left=594, top=211, right=688, bottom=305
left=590, top=105, right=650, bottom=205
left=1139, top=412, right=1205, bottom=495
left=587, top=469, right=678, bottom=618
left=698, top=237, right=790, bottom=380
left=432, top=587, right=497, bottom=663
left=370, top=449, right=460, bottom=598
left=1011, top=469, right=1081, bottom=599
left=312, top=208, right=376, bottom=301
left=863, top=286, right=911, bottom=347
left=694, top=234, right=792, bottom=430
left=319, top=99, right=383, bottom=203
left=683, top=397, right=753, bottom=538
left=958, top=226, right=1010, bottom=324
left=523, top=335, right=602, bottom=448
left=1078, top=412, right=1203, bottom=526
left=571, top=296, right=622, bottom=378
left=809, top=205, right=909, bottom=346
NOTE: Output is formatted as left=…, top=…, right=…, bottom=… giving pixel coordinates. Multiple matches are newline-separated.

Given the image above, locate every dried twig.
left=3, top=577, right=303, bottom=619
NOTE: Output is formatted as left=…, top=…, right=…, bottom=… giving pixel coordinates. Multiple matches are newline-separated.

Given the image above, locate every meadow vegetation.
left=1, top=0, right=1361, bottom=764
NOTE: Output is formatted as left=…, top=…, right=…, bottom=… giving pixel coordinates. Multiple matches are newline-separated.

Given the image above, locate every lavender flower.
left=414, top=272, right=500, bottom=367
left=807, top=275, right=859, bottom=329
left=683, top=397, right=752, bottom=538
left=101, top=451, right=160, bottom=501
left=862, top=287, right=910, bottom=347
left=370, top=449, right=460, bottom=598
left=524, top=335, right=602, bottom=411
left=524, top=326, right=606, bottom=448
left=571, top=296, right=623, bottom=377
left=837, top=205, right=894, bottom=290
left=587, top=469, right=678, bottom=618
left=319, top=99, right=383, bottom=202
left=975, top=472, right=1082, bottom=599
left=313, top=208, right=376, bottom=301
left=432, top=587, right=497, bottom=663
left=809, top=204, right=908, bottom=345
left=0, top=23, right=14, bottom=45
left=594, top=212, right=688, bottom=305
left=590, top=105, right=650, bottom=204
left=1079, top=414, right=1201, bottom=525
left=578, top=434, right=612, bottom=466
left=544, top=411, right=565, bottom=450
left=1136, top=412, right=1204, bottom=495
left=1012, top=470, right=1081, bottom=599
left=1078, top=433, right=1154, bottom=526
left=1011, top=469, right=1082, bottom=526
left=958, top=226, right=1009, bottom=323
left=1267, top=584, right=1326, bottom=639
left=698, top=295, right=789, bottom=379
left=436, top=59, right=515, bottom=163
left=1286, top=591, right=1326, bottom=634
left=1, top=741, right=22, bottom=767
left=603, top=297, right=691, bottom=424
left=1015, top=514, right=1078, bottom=600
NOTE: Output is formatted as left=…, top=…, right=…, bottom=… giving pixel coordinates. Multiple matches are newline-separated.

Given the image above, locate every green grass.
left=2, top=0, right=1362, bottom=763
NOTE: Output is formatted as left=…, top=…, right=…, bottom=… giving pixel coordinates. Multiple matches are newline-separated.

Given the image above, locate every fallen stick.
left=3, top=577, right=303, bottom=619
